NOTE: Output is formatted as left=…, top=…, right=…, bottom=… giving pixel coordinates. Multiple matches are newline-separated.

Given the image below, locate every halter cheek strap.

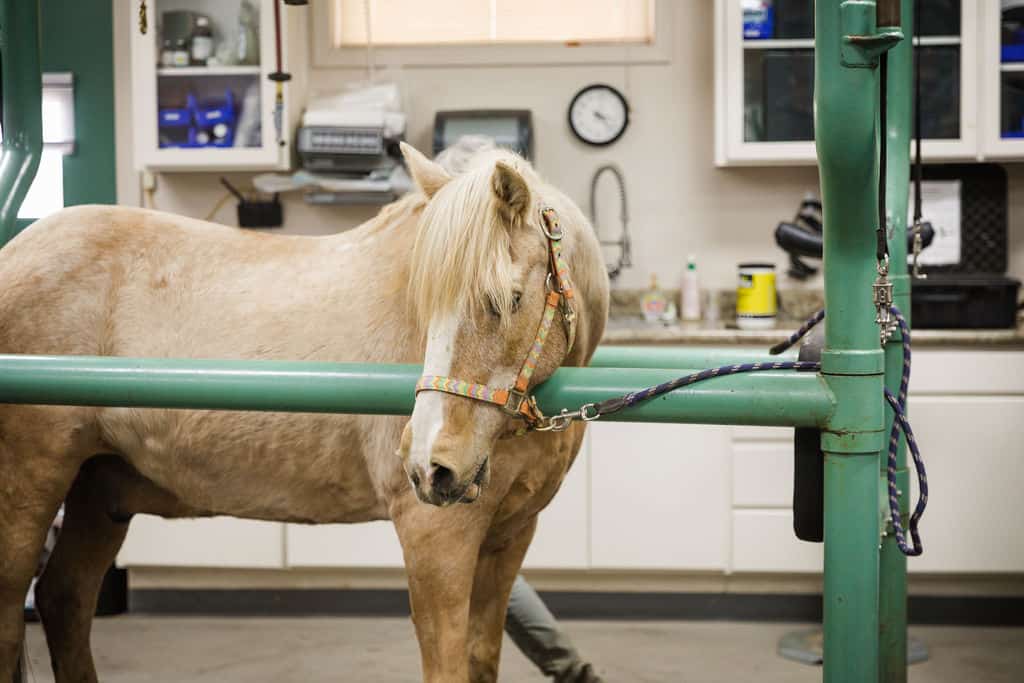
left=414, top=207, right=577, bottom=432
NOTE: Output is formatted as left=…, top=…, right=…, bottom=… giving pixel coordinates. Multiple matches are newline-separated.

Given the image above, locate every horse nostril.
left=430, top=462, right=457, bottom=495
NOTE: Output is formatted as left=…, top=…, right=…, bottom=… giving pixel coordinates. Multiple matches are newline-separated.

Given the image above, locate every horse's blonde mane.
left=409, top=149, right=534, bottom=328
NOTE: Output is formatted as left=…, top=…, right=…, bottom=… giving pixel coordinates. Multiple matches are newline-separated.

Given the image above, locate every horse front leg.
left=393, top=499, right=489, bottom=683
left=467, top=517, right=537, bottom=683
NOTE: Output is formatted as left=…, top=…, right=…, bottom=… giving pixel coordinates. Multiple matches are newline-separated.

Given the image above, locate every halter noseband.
left=415, top=207, right=577, bottom=434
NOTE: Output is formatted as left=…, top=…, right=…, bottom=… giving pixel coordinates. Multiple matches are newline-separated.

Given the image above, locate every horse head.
left=397, top=142, right=607, bottom=507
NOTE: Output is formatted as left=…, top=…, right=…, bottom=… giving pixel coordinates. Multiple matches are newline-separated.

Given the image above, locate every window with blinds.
left=332, top=0, right=655, bottom=47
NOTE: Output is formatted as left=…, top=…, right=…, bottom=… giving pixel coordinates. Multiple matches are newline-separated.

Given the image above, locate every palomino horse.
left=0, top=143, right=609, bottom=682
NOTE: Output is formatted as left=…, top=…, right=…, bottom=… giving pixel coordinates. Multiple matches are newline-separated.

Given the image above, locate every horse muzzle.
left=403, top=450, right=490, bottom=507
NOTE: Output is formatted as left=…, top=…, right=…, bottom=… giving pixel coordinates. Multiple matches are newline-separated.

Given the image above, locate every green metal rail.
left=0, top=355, right=833, bottom=428
left=0, top=1, right=913, bottom=682
left=879, top=2, right=913, bottom=680
left=0, top=0, right=42, bottom=243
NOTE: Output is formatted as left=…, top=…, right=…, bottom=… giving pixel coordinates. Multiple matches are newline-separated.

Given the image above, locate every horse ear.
left=491, top=161, right=531, bottom=223
left=400, top=142, right=451, bottom=198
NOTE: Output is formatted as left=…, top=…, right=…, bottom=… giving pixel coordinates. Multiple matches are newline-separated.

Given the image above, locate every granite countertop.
left=602, top=288, right=1024, bottom=348
left=600, top=318, right=1024, bottom=348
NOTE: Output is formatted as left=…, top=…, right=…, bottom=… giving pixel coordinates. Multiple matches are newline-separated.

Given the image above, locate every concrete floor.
left=21, top=617, right=1024, bottom=682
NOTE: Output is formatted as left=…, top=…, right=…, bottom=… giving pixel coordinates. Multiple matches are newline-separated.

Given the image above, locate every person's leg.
left=504, top=576, right=604, bottom=683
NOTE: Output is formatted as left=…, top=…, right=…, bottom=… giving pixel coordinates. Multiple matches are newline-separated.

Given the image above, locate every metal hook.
left=139, top=0, right=148, bottom=35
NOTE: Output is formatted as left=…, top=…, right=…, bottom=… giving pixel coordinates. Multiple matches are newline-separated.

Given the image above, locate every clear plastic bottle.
left=641, top=274, right=669, bottom=323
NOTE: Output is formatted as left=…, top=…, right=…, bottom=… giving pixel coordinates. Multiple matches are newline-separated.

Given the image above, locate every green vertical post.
left=0, top=0, right=43, bottom=244
left=815, top=2, right=900, bottom=682
left=878, top=0, right=913, bottom=680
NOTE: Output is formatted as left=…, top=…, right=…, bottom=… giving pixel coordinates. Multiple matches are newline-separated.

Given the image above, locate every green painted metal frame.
left=0, top=1, right=914, bottom=681
left=0, top=0, right=42, bottom=242
left=879, top=1, right=914, bottom=680
left=0, top=356, right=833, bottom=428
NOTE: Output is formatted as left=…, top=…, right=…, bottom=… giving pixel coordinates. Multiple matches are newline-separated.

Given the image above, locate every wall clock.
left=568, top=84, right=630, bottom=146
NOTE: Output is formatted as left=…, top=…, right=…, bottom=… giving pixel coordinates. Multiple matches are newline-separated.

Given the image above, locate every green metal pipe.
left=591, top=346, right=795, bottom=369
left=0, top=0, right=43, bottom=244
left=879, top=1, right=914, bottom=679
left=816, top=1, right=898, bottom=681
left=0, top=355, right=834, bottom=428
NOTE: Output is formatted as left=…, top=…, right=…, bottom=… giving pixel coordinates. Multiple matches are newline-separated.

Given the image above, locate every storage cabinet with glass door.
left=981, top=1, right=1024, bottom=157
left=715, top=1, right=976, bottom=166
left=130, top=0, right=290, bottom=170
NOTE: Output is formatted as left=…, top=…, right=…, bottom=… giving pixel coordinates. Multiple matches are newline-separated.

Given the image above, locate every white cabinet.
left=729, top=426, right=823, bottom=573
left=118, top=516, right=284, bottom=568
left=285, top=521, right=405, bottom=568
left=715, top=0, right=979, bottom=165
left=523, top=436, right=591, bottom=569
left=129, top=0, right=291, bottom=170
left=902, top=396, right=1024, bottom=573
left=117, top=350, right=1024, bottom=578
left=727, top=351, right=1024, bottom=575
left=589, top=422, right=731, bottom=570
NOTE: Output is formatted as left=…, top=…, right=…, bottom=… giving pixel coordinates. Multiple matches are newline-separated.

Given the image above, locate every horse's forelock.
left=409, top=155, right=537, bottom=331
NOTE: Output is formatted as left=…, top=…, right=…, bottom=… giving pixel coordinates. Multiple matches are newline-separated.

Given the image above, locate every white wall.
left=114, top=1, right=1024, bottom=292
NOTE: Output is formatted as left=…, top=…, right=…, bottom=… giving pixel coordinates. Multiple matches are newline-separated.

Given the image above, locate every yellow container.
left=736, top=263, right=777, bottom=330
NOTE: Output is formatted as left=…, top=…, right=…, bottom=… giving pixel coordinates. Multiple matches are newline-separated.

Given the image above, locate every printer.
left=286, top=83, right=409, bottom=204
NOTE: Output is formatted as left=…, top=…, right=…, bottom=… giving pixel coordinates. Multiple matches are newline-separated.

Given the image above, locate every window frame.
left=310, top=0, right=672, bottom=68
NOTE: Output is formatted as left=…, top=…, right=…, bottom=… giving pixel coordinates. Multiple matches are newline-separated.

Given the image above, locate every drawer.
left=732, top=442, right=793, bottom=508
left=911, top=351, right=1024, bottom=395
left=731, top=509, right=823, bottom=573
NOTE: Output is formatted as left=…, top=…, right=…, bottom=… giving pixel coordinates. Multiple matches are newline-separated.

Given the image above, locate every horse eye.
left=487, top=293, right=522, bottom=318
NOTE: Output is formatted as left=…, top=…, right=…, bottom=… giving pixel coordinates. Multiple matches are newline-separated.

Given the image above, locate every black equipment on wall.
left=909, top=164, right=1022, bottom=329
left=774, top=197, right=935, bottom=280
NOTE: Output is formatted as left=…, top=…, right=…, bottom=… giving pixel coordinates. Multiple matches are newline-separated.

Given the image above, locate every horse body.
left=0, top=146, right=608, bottom=682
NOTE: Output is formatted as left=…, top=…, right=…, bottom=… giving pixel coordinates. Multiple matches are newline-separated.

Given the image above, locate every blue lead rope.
left=591, top=305, right=927, bottom=557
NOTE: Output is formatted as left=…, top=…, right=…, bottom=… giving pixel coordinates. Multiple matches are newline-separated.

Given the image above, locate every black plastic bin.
left=912, top=275, right=1021, bottom=329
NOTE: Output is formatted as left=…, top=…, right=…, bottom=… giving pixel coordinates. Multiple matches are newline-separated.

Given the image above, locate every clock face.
left=568, top=84, right=630, bottom=146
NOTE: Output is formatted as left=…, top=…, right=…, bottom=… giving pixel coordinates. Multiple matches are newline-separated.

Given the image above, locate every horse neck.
left=322, top=195, right=427, bottom=365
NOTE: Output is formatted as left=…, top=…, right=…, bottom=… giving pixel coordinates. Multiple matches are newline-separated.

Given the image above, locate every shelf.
left=1001, top=62, right=1024, bottom=72
left=157, top=65, right=261, bottom=77
left=742, top=35, right=962, bottom=51
left=743, top=39, right=813, bottom=49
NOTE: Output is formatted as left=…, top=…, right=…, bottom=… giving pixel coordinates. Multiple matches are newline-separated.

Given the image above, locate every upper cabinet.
left=129, top=0, right=291, bottom=171
left=714, top=1, right=979, bottom=166
left=982, top=0, right=1024, bottom=158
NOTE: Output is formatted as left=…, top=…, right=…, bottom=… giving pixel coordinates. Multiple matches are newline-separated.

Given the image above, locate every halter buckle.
left=502, top=389, right=528, bottom=416
left=540, top=207, right=564, bottom=240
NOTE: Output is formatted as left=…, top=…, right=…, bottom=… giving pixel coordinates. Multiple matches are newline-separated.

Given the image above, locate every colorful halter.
left=415, top=207, right=577, bottom=433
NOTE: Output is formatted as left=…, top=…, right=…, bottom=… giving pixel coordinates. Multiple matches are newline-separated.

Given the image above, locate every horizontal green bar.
left=591, top=346, right=796, bottom=369
left=535, top=367, right=831, bottom=427
left=0, top=355, right=833, bottom=427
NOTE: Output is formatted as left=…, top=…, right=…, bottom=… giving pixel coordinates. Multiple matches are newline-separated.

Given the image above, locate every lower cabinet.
left=116, top=350, right=1024, bottom=578
left=588, top=422, right=731, bottom=570
left=523, top=438, right=591, bottom=569
left=727, top=350, right=1024, bottom=575
left=285, top=521, right=405, bottom=568
left=904, top=395, right=1024, bottom=573
left=118, top=516, right=285, bottom=568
